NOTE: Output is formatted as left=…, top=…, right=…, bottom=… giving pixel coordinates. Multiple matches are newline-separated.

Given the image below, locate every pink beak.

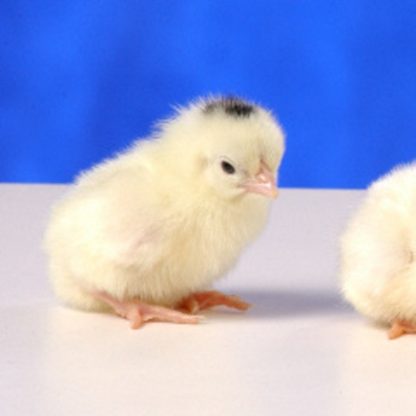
left=242, top=162, right=278, bottom=199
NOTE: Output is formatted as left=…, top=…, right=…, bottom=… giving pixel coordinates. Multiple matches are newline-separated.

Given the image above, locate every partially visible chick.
left=340, top=162, right=416, bottom=339
left=45, top=96, right=285, bottom=328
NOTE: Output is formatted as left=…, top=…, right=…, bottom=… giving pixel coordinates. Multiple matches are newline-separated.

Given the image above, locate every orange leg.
left=94, top=291, right=201, bottom=329
left=178, top=290, right=251, bottom=314
left=388, top=319, right=416, bottom=340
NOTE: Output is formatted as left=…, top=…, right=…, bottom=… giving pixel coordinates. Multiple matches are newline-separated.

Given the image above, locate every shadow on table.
left=222, top=288, right=352, bottom=320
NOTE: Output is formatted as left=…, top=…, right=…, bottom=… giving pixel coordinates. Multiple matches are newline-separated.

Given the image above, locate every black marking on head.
left=203, top=96, right=256, bottom=118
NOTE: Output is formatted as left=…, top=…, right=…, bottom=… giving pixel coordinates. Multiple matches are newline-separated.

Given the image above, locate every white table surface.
left=1, top=184, right=415, bottom=416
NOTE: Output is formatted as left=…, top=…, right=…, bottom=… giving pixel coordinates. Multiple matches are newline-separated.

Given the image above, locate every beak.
left=242, top=162, right=278, bottom=199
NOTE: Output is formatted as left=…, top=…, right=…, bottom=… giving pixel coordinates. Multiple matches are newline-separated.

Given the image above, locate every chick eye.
left=221, top=160, right=236, bottom=174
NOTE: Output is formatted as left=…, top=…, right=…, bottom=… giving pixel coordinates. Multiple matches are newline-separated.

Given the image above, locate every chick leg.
left=178, top=290, right=251, bottom=314
left=388, top=319, right=416, bottom=340
left=93, top=291, right=201, bottom=329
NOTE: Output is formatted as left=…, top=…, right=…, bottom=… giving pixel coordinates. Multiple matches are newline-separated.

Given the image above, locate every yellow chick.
left=340, top=162, right=416, bottom=339
left=45, top=96, right=285, bottom=328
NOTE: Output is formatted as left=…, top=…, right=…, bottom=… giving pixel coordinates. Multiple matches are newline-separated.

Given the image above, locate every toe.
left=193, top=291, right=251, bottom=311
left=388, top=319, right=416, bottom=339
left=140, top=304, right=202, bottom=325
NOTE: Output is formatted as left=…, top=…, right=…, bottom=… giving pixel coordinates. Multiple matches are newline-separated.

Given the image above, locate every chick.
left=340, top=162, right=416, bottom=339
left=45, top=96, right=285, bottom=328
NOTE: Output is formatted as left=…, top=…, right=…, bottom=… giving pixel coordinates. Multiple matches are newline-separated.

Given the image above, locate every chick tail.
left=341, top=241, right=416, bottom=326
left=378, top=257, right=416, bottom=323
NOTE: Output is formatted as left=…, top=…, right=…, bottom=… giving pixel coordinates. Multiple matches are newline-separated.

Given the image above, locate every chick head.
left=160, top=96, right=285, bottom=201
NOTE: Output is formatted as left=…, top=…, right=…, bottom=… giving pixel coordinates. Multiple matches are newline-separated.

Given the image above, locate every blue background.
left=1, top=1, right=415, bottom=188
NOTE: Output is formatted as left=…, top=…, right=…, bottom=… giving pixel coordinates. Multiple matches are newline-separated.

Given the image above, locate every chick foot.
left=178, top=290, right=251, bottom=314
left=388, top=319, right=416, bottom=339
left=94, top=291, right=201, bottom=329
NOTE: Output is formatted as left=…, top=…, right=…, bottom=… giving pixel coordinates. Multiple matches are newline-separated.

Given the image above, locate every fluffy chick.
left=340, top=162, right=416, bottom=339
left=45, top=96, right=285, bottom=328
